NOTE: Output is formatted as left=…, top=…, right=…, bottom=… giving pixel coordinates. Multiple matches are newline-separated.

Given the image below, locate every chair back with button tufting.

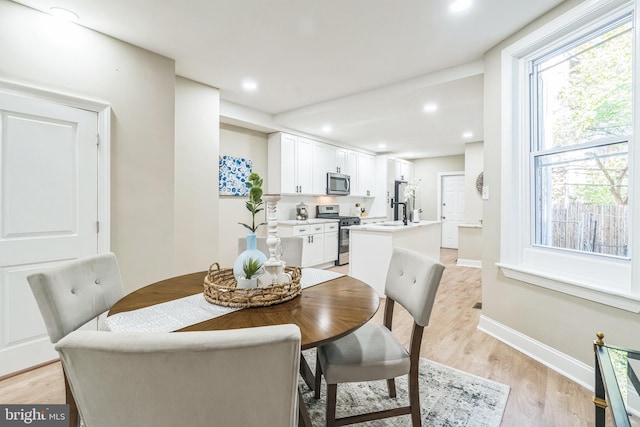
left=384, top=247, right=444, bottom=327
left=27, top=252, right=125, bottom=343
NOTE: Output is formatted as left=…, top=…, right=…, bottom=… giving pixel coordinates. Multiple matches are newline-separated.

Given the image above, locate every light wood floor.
left=0, top=249, right=606, bottom=425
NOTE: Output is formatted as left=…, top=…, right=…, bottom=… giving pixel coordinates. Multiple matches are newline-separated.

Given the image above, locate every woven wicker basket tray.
left=203, top=262, right=302, bottom=308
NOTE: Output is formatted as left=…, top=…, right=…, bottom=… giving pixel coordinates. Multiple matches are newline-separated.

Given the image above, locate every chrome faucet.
left=391, top=200, right=408, bottom=225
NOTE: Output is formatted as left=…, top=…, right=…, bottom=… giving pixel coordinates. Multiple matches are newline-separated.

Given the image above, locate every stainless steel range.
left=316, top=205, right=361, bottom=266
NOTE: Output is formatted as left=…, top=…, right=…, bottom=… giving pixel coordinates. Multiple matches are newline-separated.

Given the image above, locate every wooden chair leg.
left=314, top=351, right=322, bottom=399
left=408, top=373, right=421, bottom=427
left=63, top=369, right=79, bottom=427
left=298, top=388, right=313, bottom=427
left=326, top=383, right=338, bottom=427
left=386, top=378, right=397, bottom=398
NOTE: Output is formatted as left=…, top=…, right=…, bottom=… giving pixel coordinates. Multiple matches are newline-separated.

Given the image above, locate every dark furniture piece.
left=594, top=332, right=640, bottom=427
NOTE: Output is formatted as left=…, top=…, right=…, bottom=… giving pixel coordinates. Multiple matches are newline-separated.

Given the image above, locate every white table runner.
left=101, top=268, right=344, bottom=333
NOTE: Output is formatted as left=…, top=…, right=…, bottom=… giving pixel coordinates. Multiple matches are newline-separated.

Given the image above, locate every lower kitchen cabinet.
left=324, top=231, right=338, bottom=263
left=303, top=232, right=325, bottom=267
left=278, top=221, right=338, bottom=267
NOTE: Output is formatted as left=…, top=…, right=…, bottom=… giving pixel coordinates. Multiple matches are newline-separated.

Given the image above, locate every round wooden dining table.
left=108, top=269, right=380, bottom=427
left=108, top=270, right=380, bottom=350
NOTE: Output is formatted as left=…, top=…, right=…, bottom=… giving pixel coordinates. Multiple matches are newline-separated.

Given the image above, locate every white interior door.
left=0, top=91, right=99, bottom=376
left=441, top=174, right=465, bottom=249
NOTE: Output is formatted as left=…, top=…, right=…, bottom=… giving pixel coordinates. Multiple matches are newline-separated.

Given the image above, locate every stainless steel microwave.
left=327, top=172, right=350, bottom=196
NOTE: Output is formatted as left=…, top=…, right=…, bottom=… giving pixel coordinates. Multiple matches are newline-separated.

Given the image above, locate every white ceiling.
left=12, top=0, right=565, bottom=158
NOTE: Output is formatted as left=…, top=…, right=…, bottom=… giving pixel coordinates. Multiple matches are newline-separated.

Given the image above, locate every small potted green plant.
left=237, top=257, right=263, bottom=288
left=233, top=172, right=268, bottom=279
left=239, top=173, right=267, bottom=233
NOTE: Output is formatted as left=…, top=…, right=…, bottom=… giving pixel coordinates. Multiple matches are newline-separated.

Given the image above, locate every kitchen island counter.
left=278, top=218, right=339, bottom=226
left=345, top=220, right=440, bottom=232
left=348, top=220, right=442, bottom=296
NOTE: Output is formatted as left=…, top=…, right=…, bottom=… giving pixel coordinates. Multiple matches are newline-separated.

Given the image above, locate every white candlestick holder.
left=262, top=194, right=285, bottom=285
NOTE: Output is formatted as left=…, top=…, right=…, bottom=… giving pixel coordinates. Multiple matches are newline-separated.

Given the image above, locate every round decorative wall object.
left=475, top=172, right=484, bottom=197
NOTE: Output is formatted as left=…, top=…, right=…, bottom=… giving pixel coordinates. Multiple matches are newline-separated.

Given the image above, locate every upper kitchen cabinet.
left=269, top=132, right=378, bottom=197
left=326, top=145, right=348, bottom=174
left=395, top=158, right=414, bottom=182
left=356, top=152, right=376, bottom=197
left=369, top=156, right=414, bottom=218
left=268, top=133, right=313, bottom=195
left=312, top=141, right=329, bottom=194
left=311, top=142, right=359, bottom=195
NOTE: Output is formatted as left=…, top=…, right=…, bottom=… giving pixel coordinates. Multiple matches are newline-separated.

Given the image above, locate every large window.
left=531, top=16, right=632, bottom=258
left=499, top=0, right=640, bottom=311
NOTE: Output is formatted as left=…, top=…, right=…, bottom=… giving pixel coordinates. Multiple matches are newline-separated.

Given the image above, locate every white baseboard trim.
left=457, top=259, right=482, bottom=268
left=478, top=314, right=593, bottom=390
left=479, top=314, right=640, bottom=418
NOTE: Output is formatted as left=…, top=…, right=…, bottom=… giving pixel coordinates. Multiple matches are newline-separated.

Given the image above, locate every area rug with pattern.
left=300, top=350, right=510, bottom=427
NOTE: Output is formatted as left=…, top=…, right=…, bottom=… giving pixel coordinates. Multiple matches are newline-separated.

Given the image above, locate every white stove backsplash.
left=276, top=195, right=373, bottom=220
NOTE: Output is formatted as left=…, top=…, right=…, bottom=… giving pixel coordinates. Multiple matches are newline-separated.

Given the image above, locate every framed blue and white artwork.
left=219, top=155, right=252, bottom=196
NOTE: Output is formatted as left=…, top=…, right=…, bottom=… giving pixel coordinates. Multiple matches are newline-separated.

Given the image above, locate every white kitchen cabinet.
left=268, top=133, right=313, bottom=195
left=324, top=231, right=338, bottom=263
left=369, top=155, right=413, bottom=219
left=324, top=222, right=339, bottom=233
left=297, top=223, right=325, bottom=267
left=369, top=156, right=390, bottom=218
left=394, top=158, right=413, bottom=182
left=304, top=231, right=325, bottom=267
left=323, top=222, right=339, bottom=263
left=269, top=132, right=382, bottom=198
left=357, top=152, right=376, bottom=197
left=278, top=221, right=338, bottom=267
left=312, top=142, right=329, bottom=194
left=346, top=150, right=358, bottom=194
left=313, top=143, right=348, bottom=194
left=346, top=150, right=357, bottom=175
left=325, top=145, right=348, bottom=174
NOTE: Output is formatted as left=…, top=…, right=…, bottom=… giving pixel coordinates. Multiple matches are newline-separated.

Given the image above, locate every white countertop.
left=278, top=218, right=339, bottom=226
left=359, top=216, right=386, bottom=221
left=346, top=220, right=442, bottom=233
left=458, top=223, right=483, bottom=228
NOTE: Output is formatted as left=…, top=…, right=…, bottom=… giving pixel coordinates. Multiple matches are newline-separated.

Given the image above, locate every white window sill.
left=497, top=263, right=640, bottom=312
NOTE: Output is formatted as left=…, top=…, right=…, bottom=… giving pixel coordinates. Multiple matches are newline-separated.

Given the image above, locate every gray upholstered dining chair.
left=314, top=247, right=444, bottom=427
left=27, top=252, right=125, bottom=427
left=237, top=236, right=304, bottom=266
left=55, top=324, right=301, bottom=427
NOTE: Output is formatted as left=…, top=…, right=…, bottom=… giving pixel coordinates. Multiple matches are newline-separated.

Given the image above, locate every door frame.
left=438, top=171, right=465, bottom=249
left=437, top=171, right=465, bottom=223
left=0, top=79, right=111, bottom=253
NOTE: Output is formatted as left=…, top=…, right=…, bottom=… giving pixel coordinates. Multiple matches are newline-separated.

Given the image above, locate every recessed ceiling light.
left=450, top=0, right=472, bottom=13
left=49, top=7, right=79, bottom=21
left=463, top=131, right=473, bottom=138
left=242, top=80, right=257, bottom=91
left=378, top=143, right=387, bottom=149
left=423, top=103, right=438, bottom=113
left=322, top=125, right=332, bottom=133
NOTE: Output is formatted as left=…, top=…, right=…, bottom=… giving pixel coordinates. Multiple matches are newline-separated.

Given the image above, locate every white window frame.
left=498, top=0, right=640, bottom=312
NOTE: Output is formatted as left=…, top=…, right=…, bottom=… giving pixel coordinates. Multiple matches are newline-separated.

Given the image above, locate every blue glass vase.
left=233, top=232, right=267, bottom=279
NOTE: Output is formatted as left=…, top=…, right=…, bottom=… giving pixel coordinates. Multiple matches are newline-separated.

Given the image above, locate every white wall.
left=464, top=141, right=484, bottom=224
left=174, top=77, right=220, bottom=275
left=218, top=124, right=269, bottom=267
left=0, top=0, right=177, bottom=291
left=413, top=155, right=464, bottom=221
left=482, top=0, right=640, bottom=380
